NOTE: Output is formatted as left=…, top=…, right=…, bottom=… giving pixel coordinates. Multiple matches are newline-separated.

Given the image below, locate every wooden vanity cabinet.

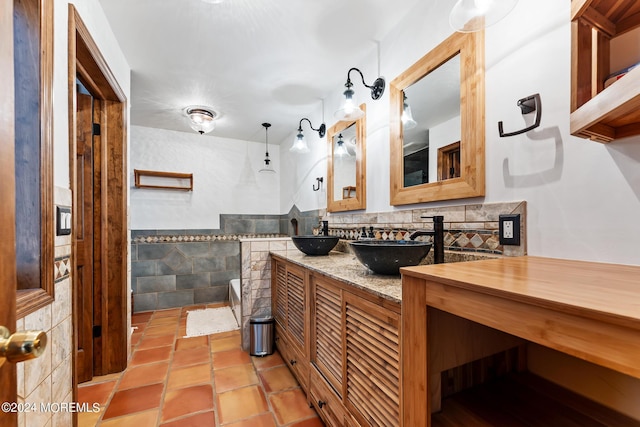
left=272, top=259, right=310, bottom=391
left=272, top=256, right=402, bottom=427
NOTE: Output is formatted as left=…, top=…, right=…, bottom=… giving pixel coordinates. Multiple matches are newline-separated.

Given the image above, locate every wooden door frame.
left=0, top=0, right=18, bottom=424
left=67, top=5, right=128, bottom=386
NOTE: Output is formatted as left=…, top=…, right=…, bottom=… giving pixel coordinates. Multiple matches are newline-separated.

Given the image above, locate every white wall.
left=130, top=126, right=280, bottom=230
left=282, top=0, right=640, bottom=266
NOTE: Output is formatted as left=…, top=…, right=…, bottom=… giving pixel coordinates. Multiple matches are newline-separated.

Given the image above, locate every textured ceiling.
left=98, top=0, right=423, bottom=143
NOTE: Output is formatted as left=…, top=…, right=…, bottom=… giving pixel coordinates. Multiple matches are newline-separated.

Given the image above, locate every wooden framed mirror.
left=327, top=104, right=366, bottom=212
left=390, top=31, right=485, bottom=205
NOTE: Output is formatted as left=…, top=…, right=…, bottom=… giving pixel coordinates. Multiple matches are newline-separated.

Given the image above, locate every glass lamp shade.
left=290, top=131, right=310, bottom=154
left=335, top=139, right=350, bottom=157
left=449, top=0, right=518, bottom=33
left=334, top=88, right=365, bottom=121
left=402, top=104, right=417, bottom=130
left=259, top=157, right=276, bottom=173
left=185, top=107, right=216, bottom=134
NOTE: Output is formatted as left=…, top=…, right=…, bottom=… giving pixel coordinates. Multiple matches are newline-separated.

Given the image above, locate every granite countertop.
left=270, top=249, right=500, bottom=304
left=271, top=250, right=404, bottom=303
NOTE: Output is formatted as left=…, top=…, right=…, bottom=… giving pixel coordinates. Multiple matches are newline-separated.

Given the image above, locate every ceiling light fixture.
left=334, top=68, right=385, bottom=121
left=259, top=122, right=276, bottom=174
left=449, top=0, right=518, bottom=33
left=184, top=106, right=217, bottom=134
left=290, top=118, right=326, bottom=154
left=402, top=92, right=417, bottom=130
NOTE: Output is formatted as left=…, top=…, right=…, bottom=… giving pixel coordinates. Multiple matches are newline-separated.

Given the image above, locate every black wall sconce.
left=290, top=118, right=326, bottom=154
left=334, top=67, right=385, bottom=121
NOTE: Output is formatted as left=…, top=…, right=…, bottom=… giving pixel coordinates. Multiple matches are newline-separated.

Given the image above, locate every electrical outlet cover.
left=499, top=214, right=520, bottom=246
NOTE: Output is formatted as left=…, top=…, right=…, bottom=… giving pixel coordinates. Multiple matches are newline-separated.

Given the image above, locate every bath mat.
left=185, top=306, right=239, bottom=338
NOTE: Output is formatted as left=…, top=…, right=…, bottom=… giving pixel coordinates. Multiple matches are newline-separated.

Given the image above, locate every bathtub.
left=229, top=279, right=241, bottom=326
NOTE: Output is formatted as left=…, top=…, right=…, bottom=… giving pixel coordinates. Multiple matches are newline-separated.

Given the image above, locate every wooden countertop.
left=401, top=255, right=640, bottom=331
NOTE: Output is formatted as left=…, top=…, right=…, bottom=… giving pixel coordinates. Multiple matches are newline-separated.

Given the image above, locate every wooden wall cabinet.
left=571, top=0, right=640, bottom=142
left=272, top=257, right=402, bottom=427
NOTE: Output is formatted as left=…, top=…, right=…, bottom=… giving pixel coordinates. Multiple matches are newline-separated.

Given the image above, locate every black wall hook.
left=498, top=93, right=542, bottom=137
left=313, top=177, right=323, bottom=191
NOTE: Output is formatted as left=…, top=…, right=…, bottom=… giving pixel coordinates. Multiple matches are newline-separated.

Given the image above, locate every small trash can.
left=250, top=316, right=275, bottom=357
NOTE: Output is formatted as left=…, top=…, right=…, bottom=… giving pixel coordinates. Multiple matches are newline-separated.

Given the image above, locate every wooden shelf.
left=433, top=372, right=640, bottom=426
left=571, top=0, right=640, bottom=143
left=134, top=169, right=193, bottom=191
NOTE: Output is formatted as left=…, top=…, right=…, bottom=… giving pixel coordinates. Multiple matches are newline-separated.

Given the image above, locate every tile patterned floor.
left=77, top=304, right=323, bottom=427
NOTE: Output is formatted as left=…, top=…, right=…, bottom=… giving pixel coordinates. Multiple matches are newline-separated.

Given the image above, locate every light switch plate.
left=499, top=214, right=520, bottom=246
left=56, top=206, right=71, bottom=236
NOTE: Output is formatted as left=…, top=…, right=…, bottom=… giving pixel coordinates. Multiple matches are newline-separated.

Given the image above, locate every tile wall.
left=131, top=207, right=322, bottom=313
left=16, top=187, right=74, bottom=427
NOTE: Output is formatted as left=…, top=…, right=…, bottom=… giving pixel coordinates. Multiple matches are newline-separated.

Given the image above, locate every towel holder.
left=498, top=93, right=541, bottom=137
left=313, top=177, right=323, bottom=191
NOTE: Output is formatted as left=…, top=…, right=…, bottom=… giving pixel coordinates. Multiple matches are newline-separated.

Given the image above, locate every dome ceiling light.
left=183, top=106, right=218, bottom=134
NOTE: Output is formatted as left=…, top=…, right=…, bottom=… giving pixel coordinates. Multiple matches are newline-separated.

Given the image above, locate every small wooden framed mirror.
left=327, top=104, right=366, bottom=212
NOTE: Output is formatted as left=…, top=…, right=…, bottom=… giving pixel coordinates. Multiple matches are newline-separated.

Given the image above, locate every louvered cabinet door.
left=273, top=261, right=288, bottom=328
left=285, top=265, right=306, bottom=352
left=312, top=277, right=343, bottom=395
left=344, top=293, right=401, bottom=427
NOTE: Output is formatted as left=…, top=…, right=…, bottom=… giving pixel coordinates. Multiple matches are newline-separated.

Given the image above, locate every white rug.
left=185, top=306, right=239, bottom=338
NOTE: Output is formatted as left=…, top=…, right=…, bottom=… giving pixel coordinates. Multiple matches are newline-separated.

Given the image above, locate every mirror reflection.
left=327, top=104, right=366, bottom=212
left=402, top=54, right=460, bottom=187
left=332, top=124, right=357, bottom=201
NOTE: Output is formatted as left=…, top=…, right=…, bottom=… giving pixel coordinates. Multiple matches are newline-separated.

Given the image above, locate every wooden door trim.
left=0, top=0, right=18, bottom=423
left=68, top=4, right=128, bottom=386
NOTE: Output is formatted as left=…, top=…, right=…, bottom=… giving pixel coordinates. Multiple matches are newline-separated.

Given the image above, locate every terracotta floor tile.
left=269, top=388, right=317, bottom=425
left=118, top=362, right=169, bottom=390
left=131, top=332, right=143, bottom=347
left=216, top=385, right=269, bottom=424
left=212, top=348, right=252, bottom=370
left=148, top=316, right=179, bottom=327
left=145, top=324, right=178, bottom=337
left=77, top=380, right=117, bottom=406
left=171, top=346, right=210, bottom=368
left=99, top=409, right=158, bottom=426
left=131, top=312, right=153, bottom=324
left=153, top=308, right=182, bottom=318
left=210, top=335, right=241, bottom=353
left=182, top=304, right=206, bottom=315
left=137, top=334, right=175, bottom=351
left=129, top=345, right=173, bottom=366
left=131, top=323, right=147, bottom=333
left=89, top=372, right=123, bottom=383
left=224, top=412, right=277, bottom=427
left=174, top=335, right=208, bottom=351
left=167, top=363, right=211, bottom=390
left=252, top=352, right=285, bottom=371
left=77, top=407, right=103, bottom=427
left=103, top=383, right=164, bottom=419
left=259, top=365, right=298, bottom=393
left=161, top=384, right=214, bottom=422
left=214, top=364, right=259, bottom=393
left=159, top=410, right=215, bottom=427
left=206, top=302, right=229, bottom=309
left=288, top=417, right=325, bottom=427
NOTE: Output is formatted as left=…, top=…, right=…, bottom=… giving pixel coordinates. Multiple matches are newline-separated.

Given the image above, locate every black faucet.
left=409, top=215, right=444, bottom=264
left=321, top=220, right=329, bottom=236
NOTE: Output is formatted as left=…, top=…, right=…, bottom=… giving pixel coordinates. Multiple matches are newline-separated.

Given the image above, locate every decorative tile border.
left=132, top=233, right=285, bottom=244
left=54, top=256, right=71, bottom=283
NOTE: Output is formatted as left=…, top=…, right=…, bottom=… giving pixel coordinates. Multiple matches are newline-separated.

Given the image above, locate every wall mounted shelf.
left=134, top=169, right=193, bottom=191
left=571, top=0, right=640, bottom=143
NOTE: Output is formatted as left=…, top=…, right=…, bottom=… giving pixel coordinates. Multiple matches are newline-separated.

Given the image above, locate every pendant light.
left=259, top=122, right=276, bottom=174
left=401, top=92, right=417, bottom=130
left=449, top=0, right=518, bottom=33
